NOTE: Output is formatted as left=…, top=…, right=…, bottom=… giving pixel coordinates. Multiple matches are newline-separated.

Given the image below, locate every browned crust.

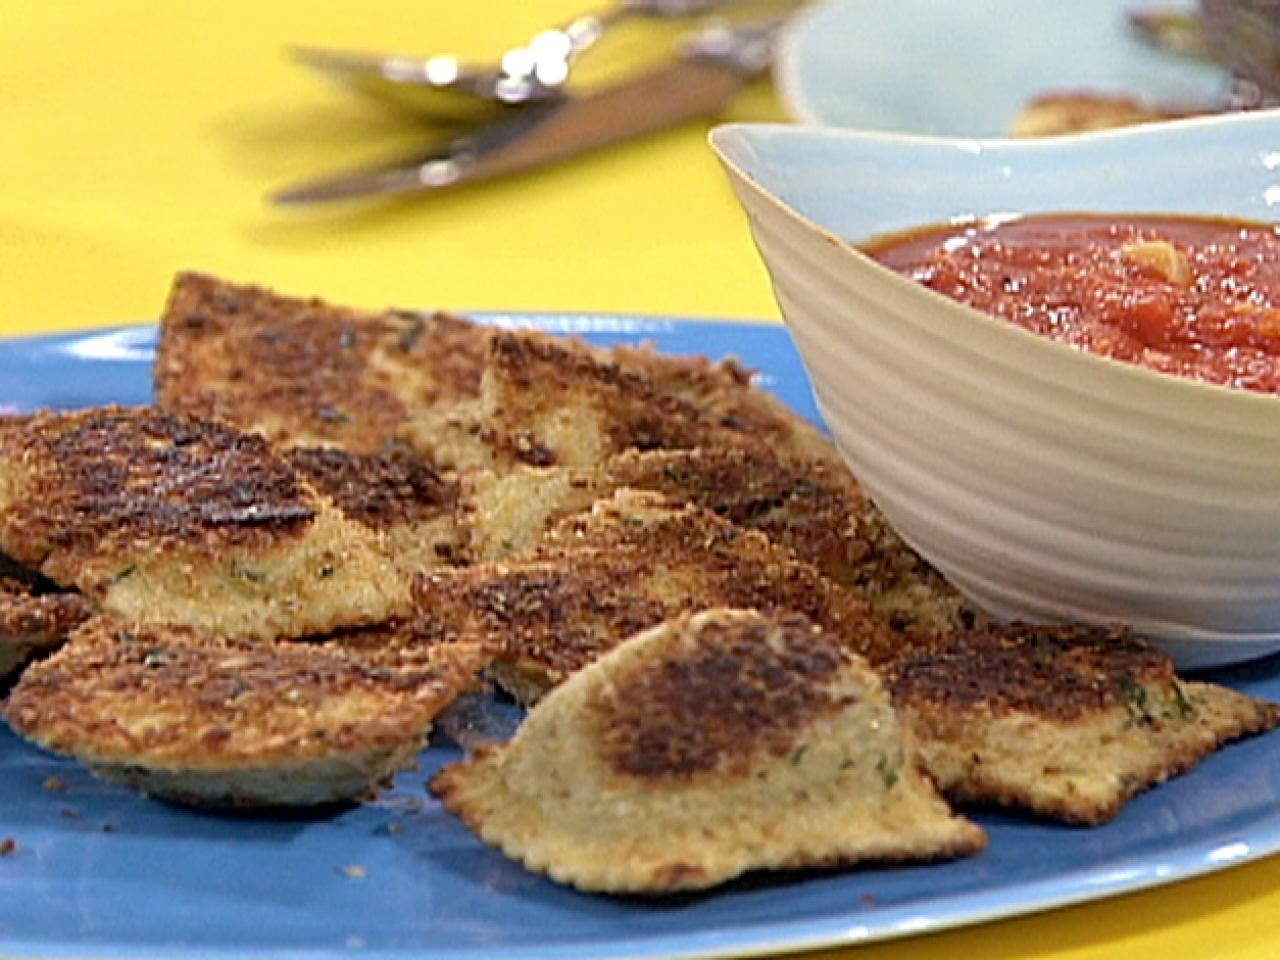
left=609, top=344, right=844, bottom=468
left=600, top=447, right=889, bottom=594
left=0, top=578, right=94, bottom=643
left=429, top=608, right=985, bottom=893
left=0, top=578, right=94, bottom=676
left=3, top=615, right=492, bottom=770
left=886, top=622, right=1280, bottom=824
left=285, top=446, right=458, bottom=530
left=416, top=492, right=901, bottom=699
left=588, top=613, right=853, bottom=779
left=886, top=623, right=1173, bottom=722
left=459, top=445, right=971, bottom=637
left=0, top=406, right=317, bottom=572
left=419, top=555, right=673, bottom=688
left=532, top=495, right=902, bottom=665
left=480, top=331, right=734, bottom=468
left=155, top=272, right=490, bottom=452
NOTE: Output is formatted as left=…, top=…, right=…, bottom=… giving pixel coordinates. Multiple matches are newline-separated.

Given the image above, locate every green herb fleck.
left=1171, top=681, right=1195, bottom=720
left=396, top=315, right=426, bottom=351
left=1120, top=676, right=1154, bottom=726
left=790, top=745, right=808, bottom=765
left=110, top=565, right=137, bottom=584
left=230, top=563, right=267, bottom=584
left=876, top=752, right=900, bottom=790
left=742, top=498, right=779, bottom=521
left=319, top=564, right=336, bottom=580
left=315, top=404, right=351, bottom=425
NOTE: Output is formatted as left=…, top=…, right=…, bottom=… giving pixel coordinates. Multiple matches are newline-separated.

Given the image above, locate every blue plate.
left=774, top=0, right=1232, bottom=135
left=1, top=315, right=1278, bottom=960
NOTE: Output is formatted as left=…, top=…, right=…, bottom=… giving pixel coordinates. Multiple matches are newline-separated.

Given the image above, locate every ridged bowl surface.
left=712, top=114, right=1280, bottom=667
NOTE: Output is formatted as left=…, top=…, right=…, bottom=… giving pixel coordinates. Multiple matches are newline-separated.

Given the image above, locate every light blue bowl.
left=773, top=0, right=1231, bottom=135
left=712, top=114, right=1280, bottom=667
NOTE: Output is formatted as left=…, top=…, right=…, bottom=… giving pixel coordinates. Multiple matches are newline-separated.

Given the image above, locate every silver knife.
left=271, top=16, right=782, bottom=205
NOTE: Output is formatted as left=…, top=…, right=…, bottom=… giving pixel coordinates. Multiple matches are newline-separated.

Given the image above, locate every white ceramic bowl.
left=711, top=113, right=1280, bottom=668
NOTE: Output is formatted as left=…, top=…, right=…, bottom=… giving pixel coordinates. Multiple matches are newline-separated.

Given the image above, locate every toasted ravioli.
left=886, top=623, right=1280, bottom=824
left=417, top=490, right=902, bottom=703
left=1010, top=92, right=1197, bottom=138
left=0, top=578, right=94, bottom=678
left=609, top=344, right=845, bottom=469
left=155, top=272, right=491, bottom=454
left=842, top=498, right=976, bottom=638
left=473, top=331, right=737, bottom=470
left=460, top=446, right=970, bottom=636
left=431, top=609, right=983, bottom=893
left=0, top=407, right=409, bottom=639
left=4, top=617, right=492, bottom=808
left=460, top=446, right=869, bottom=569
left=285, top=446, right=463, bottom=574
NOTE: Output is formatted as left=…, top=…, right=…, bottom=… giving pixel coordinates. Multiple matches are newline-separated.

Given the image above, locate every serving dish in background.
left=773, top=0, right=1231, bottom=135
left=712, top=111, right=1280, bottom=668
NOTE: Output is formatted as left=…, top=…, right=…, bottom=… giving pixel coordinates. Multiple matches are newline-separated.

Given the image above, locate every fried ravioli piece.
left=431, top=609, right=984, bottom=893
left=886, top=623, right=1280, bottom=825
left=609, top=344, right=845, bottom=469
left=1010, top=91, right=1200, bottom=138
left=0, top=577, right=94, bottom=679
left=468, top=330, right=742, bottom=470
left=407, top=327, right=842, bottom=473
left=0, top=407, right=409, bottom=639
left=4, top=616, right=493, bottom=808
left=459, top=446, right=864, bottom=567
left=460, top=446, right=971, bottom=637
left=417, top=490, right=903, bottom=705
left=285, top=446, right=463, bottom=575
left=155, top=272, right=491, bottom=454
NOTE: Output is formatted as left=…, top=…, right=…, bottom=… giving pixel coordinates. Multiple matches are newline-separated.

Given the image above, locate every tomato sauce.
left=863, top=213, right=1280, bottom=394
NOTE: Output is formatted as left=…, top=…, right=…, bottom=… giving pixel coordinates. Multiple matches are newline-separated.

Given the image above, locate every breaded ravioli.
left=609, top=344, right=846, bottom=469
left=155, top=272, right=491, bottom=454
left=416, top=490, right=903, bottom=704
left=459, top=446, right=864, bottom=565
left=0, top=407, right=409, bottom=639
left=5, top=616, right=493, bottom=808
left=0, top=577, right=94, bottom=678
left=1010, top=92, right=1194, bottom=138
left=430, top=609, right=984, bottom=893
left=471, top=330, right=740, bottom=470
left=285, top=446, right=463, bottom=575
left=460, top=446, right=971, bottom=637
left=886, top=623, right=1280, bottom=824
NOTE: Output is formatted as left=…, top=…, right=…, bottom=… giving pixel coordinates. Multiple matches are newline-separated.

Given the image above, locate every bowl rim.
left=709, top=113, right=1280, bottom=419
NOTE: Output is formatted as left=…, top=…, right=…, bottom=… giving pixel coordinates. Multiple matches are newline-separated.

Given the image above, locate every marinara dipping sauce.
left=864, top=213, right=1280, bottom=394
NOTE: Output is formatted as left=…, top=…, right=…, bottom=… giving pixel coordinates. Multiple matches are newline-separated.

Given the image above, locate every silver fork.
left=294, top=0, right=749, bottom=123
left=273, top=14, right=786, bottom=205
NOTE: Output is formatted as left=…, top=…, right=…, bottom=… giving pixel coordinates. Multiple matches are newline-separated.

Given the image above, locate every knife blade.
left=271, top=17, right=781, bottom=205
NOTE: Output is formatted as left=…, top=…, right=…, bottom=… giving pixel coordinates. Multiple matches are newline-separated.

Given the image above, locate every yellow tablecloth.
left=2, top=2, right=1278, bottom=958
